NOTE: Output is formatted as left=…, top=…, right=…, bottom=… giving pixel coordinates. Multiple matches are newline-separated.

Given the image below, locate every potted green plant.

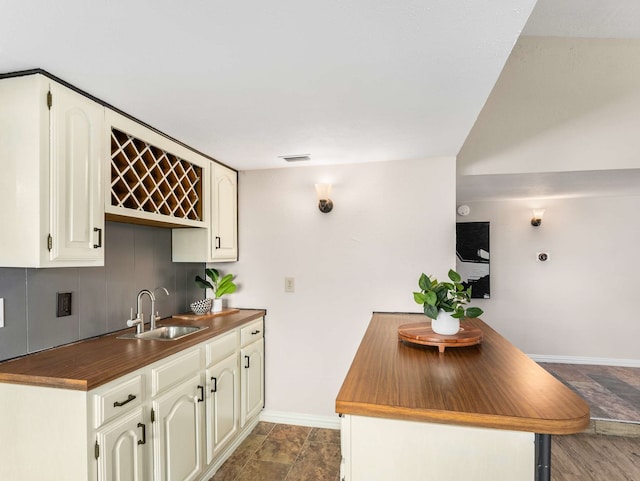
left=413, top=269, right=483, bottom=335
left=195, top=268, right=237, bottom=313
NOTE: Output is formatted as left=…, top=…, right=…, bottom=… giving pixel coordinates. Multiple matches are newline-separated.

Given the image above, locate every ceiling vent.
left=280, top=154, right=311, bottom=163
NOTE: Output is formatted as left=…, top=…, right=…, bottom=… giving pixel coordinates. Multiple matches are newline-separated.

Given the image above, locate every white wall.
left=458, top=196, right=640, bottom=362
left=223, top=158, right=456, bottom=418
left=458, top=37, right=640, bottom=175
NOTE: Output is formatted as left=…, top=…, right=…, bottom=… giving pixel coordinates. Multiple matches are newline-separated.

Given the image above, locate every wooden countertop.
left=0, top=309, right=265, bottom=391
left=336, top=313, right=590, bottom=435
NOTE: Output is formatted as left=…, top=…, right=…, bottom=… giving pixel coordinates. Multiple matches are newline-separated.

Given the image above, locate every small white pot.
left=211, top=298, right=223, bottom=313
left=431, top=309, right=460, bottom=335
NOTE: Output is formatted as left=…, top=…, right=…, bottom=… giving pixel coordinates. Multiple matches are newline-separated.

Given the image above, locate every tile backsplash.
left=0, top=221, right=204, bottom=362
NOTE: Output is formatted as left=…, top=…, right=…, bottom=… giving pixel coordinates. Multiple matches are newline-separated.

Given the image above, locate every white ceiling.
left=522, top=0, right=640, bottom=39
left=0, top=0, right=536, bottom=170
left=1, top=0, right=639, bottom=201
left=456, top=0, right=640, bottom=201
left=457, top=169, right=640, bottom=202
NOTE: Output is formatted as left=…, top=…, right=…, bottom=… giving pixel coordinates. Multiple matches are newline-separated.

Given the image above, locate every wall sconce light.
left=315, top=183, right=333, bottom=213
left=531, top=209, right=545, bottom=227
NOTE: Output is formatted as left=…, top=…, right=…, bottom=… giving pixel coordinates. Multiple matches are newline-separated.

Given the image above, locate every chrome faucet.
left=126, top=287, right=170, bottom=334
left=153, top=287, right=170, bottom=330
left=136, top=289, right=155, bottom=331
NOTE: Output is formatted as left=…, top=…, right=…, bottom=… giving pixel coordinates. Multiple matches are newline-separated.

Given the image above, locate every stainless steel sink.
left=118, top=325, right=208, bottom=341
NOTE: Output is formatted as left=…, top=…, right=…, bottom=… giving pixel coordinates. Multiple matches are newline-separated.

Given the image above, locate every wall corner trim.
left=529, top=354, right=640, bottom=368
left=259, top=410, right=341, bottom=429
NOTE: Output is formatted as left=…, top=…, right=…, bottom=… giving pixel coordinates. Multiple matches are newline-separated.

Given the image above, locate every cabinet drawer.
left=240, top=319, right=264, bottom=347
left=93, top=375, right=144, bottom=428
left=206, top=329, right=238, bottom=367
left=151, top=348, right=201, bottom=397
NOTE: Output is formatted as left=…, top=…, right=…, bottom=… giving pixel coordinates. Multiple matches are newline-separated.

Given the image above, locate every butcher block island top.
left=336, top=313, right=590, bottom=435
left=0, top=308, right=265, bottom=391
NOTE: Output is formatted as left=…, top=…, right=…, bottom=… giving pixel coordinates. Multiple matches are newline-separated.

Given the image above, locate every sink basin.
left=118, top=325, right=208, bottom=341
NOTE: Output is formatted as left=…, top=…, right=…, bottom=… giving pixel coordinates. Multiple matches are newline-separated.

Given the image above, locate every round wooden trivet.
left=398, top=322, right=482, bottom=353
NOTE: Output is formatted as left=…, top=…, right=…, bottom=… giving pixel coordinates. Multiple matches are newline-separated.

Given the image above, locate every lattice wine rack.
left=110, top=128, right=203, bottom=222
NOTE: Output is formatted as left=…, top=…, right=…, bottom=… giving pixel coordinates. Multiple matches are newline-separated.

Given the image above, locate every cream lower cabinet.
left=206, top=354, right=239, bottom=462
left=95, top=407, right=148, bottom=481
left=152, top=373, right=205, bottom=481
left=239, top=319, right=265, bottom=428
left=205, top=328, right=240, bottom=464
left=0, top=318, right=264, bottom=481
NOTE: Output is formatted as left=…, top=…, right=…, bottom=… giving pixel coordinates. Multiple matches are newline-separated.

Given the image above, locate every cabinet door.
left=240, top=339, right=264, bottom=427
left=95, top=407, right=148, bottom=481
left=210, top=163, right=238, bottom=261
left=206, top=353, right=239, bottom=463
left=49, top=81, right=104, bottom=263
left=152, top=374, right=204, bottom=481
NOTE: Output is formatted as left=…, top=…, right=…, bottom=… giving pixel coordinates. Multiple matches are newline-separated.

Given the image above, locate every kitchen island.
left=336, top=313, right=590, bottom=481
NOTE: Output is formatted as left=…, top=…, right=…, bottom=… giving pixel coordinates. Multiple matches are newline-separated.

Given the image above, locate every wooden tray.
left=398, top=322, right=482, bottom=353
left=172, top=308, right=240, bottom=321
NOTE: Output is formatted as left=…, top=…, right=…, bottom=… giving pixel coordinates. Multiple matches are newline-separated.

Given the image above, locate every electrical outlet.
left=285, top=277, right=295, bottom=293
left=57, top=292, right=72, bottom=317
left=0, top=298, right=4, bottom=328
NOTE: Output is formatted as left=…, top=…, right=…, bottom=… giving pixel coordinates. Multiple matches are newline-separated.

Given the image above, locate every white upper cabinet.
left=0, top=73, right=105, bottom=267
left=172, top=163, right=238, bottom=262
left=211, top=163, right=238, bottom=261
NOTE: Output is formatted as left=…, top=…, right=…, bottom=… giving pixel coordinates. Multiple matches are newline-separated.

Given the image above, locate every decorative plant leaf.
left=424, top=304, right=438, bottom=320
left=195, top=275, right=213, bottom=290
left=413, top=292, right=426, bottom=304
left=205, top=268, right=220, bottom=283
left=215, top=274, right=237, bottom=297
left=465, top=307, right=483, bottom=319
left=418, top=273, right=430, bottom=291
left=448, top=269, right=461, bottom=283
left=424, top=291, right=437, bottom=305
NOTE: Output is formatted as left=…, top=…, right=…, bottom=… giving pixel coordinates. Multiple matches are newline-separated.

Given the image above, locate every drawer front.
left=240, top=318, right=264, bottom=347
left=93, top=374, right=144, bottom=428
left=151, top=348, right=202, bottom=397
left=206, top=329, right=238, bottom=367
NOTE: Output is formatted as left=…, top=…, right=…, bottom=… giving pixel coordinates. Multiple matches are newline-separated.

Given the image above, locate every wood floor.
left=553, top=432, right=640, bottom=481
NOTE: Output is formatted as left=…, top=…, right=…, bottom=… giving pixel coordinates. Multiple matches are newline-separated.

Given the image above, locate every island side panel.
left=343, top=414, right=535, bottom=481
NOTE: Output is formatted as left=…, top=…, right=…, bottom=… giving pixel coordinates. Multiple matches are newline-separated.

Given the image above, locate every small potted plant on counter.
left=195, top=268, right=237, bottom=313
left=413, top=269, right=483, bottom=335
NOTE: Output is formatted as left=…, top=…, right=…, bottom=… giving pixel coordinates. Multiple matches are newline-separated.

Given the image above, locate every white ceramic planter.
left=212, top=298, right=223, bottom=313
left=431, top=309, right=460, bottom=335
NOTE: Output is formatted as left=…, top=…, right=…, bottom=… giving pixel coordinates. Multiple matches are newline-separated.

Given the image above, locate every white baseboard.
left=260, top=410, right=341, bottom=429
left=529, top=354, right=640, bottom=368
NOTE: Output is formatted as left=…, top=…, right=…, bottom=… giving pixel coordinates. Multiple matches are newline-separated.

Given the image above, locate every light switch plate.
left=0, top=298, right=4, bottom=328
left=285, top=277, right=295, bottom=293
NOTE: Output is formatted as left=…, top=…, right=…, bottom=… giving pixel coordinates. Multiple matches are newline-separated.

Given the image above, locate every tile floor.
left=540, top=363, right=640, bottom=423
left=210, top=422, right=341, bottom=481
left=540, top=363, right=640, bottom=436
